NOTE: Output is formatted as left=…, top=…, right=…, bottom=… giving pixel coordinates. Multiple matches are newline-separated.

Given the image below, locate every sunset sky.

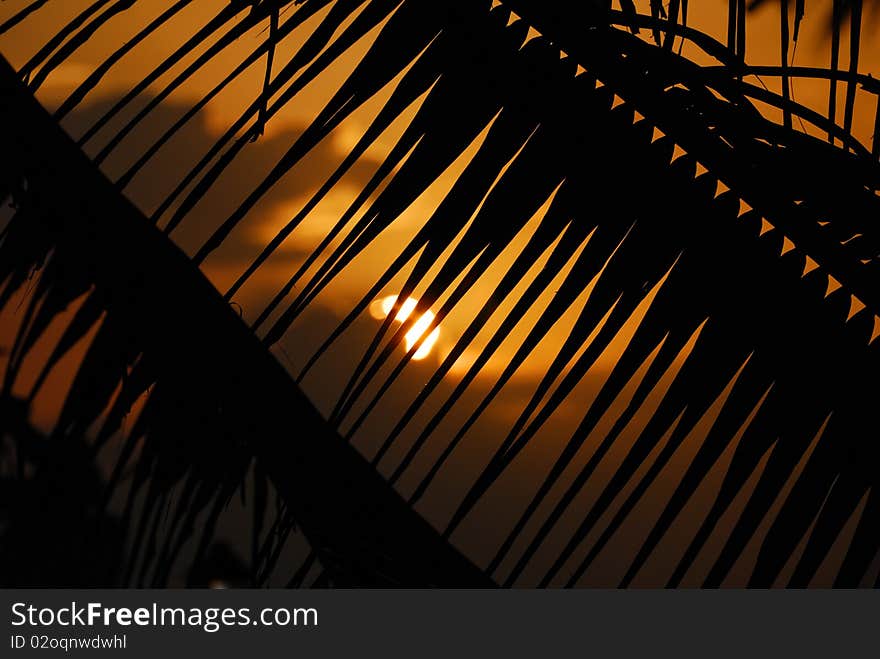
left=1, top=0, right=877, bottom=586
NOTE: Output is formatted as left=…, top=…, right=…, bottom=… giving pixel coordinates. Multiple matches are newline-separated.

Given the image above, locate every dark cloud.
left=59, top=93, right=383, bottom=266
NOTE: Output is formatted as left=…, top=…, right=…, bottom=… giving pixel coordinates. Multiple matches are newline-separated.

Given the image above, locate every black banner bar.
left=1, top=590, right=876, bottom=657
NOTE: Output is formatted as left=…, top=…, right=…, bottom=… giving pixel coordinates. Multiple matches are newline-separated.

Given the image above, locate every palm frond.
left=0, top=54, right=489, bottom=587
left=1, top=0, right=879, bottom=587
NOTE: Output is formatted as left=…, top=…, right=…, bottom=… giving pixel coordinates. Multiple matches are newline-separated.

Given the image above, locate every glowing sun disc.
left=369, top=295, right=440, bottom=360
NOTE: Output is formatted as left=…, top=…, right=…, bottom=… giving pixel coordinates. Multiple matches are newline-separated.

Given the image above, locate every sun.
left=368, top=296, right=441, bottom=360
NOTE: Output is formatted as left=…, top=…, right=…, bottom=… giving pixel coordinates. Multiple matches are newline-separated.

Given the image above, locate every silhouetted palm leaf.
left=0, top=53, right=490, bottom=587
left=1, top=0, right=879, bottom=587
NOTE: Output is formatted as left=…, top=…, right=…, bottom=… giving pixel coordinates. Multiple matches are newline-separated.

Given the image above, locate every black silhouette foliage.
left=1, top=0, right=879, bottom=587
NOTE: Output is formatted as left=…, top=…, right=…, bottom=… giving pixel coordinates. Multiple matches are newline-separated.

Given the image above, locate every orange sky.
left=3, top=1, right=876, bottom=379
left=1, top=0, right=877, bottom=586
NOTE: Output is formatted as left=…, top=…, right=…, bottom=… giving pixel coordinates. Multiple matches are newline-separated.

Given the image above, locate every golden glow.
left=369, top=295, right=440, bottom=360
